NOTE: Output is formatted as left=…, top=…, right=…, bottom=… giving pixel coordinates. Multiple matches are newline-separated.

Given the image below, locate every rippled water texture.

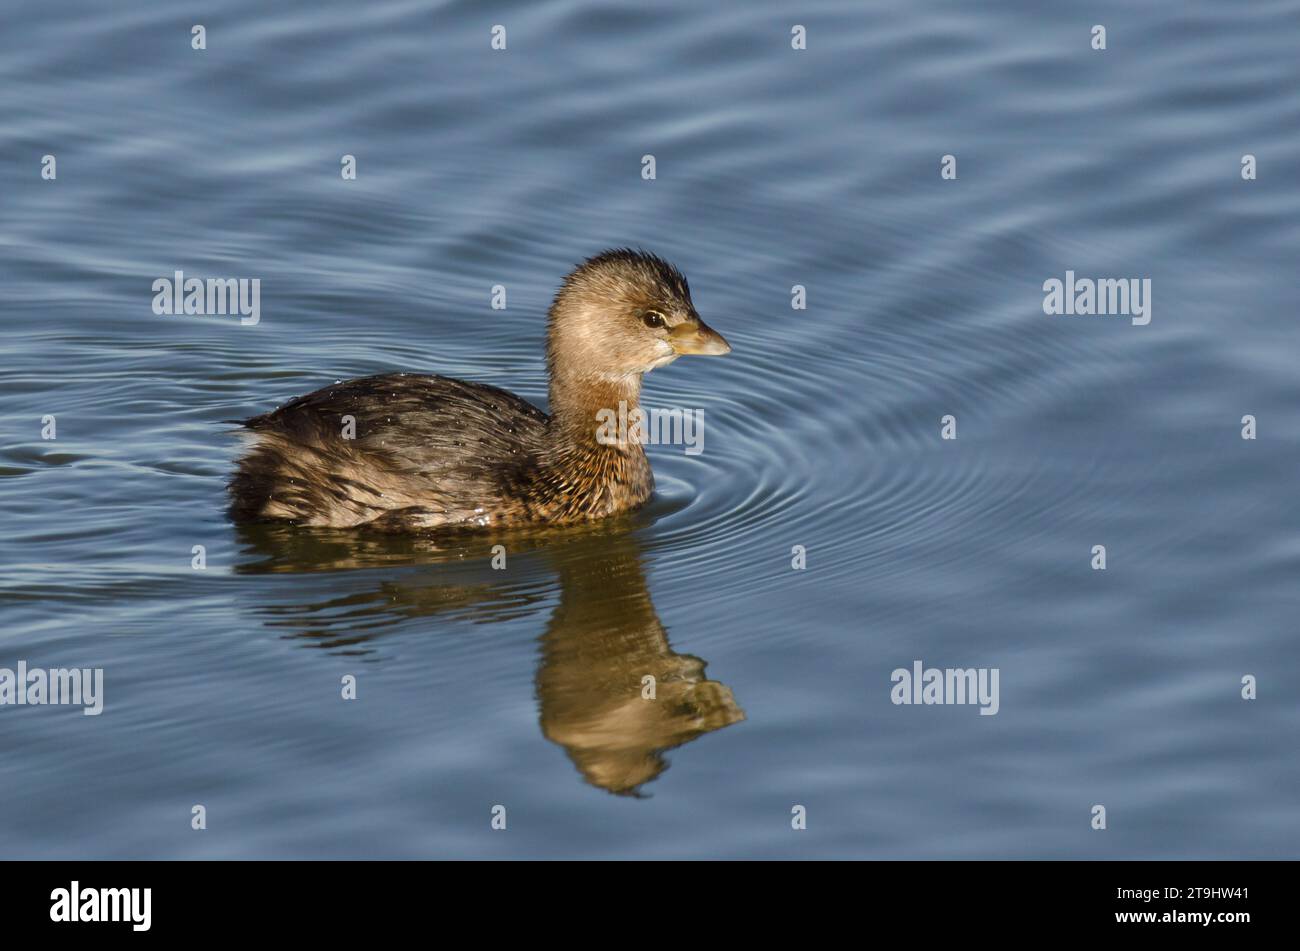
left=2, top=0, right=1298, bottom=858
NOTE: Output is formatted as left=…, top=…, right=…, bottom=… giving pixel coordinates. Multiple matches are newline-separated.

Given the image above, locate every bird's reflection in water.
left=537, top=532, right=745, bottom=795
left=236, top=521, right=744, bottom=795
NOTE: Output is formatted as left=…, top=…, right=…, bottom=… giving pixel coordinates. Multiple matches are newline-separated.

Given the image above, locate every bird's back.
left=229, top=373, right=550, bottom=529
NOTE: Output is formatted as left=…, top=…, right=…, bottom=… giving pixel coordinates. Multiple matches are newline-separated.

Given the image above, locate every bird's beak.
left=669, top=318, right=732, bottom=356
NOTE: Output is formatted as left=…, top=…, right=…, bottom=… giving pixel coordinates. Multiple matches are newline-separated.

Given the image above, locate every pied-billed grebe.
left=228, top=249, right=730, bottom=531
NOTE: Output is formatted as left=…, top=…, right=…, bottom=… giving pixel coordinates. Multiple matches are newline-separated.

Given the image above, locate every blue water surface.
left=1, top=0, right=1298, bottom=858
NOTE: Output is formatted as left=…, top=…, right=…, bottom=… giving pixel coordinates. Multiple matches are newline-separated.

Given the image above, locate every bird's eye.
left=642, top=311, right=666, bottom=329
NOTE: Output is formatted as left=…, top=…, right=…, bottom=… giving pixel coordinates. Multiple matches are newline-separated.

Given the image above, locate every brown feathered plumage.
left=228, top=249, right=730, bottom=531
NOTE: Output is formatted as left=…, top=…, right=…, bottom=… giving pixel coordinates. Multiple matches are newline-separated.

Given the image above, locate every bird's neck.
left=547, top=371, right=643, bottom=447
left=541, top=371, right=653, bottom=515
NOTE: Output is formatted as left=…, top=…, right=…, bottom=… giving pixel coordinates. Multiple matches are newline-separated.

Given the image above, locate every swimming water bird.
left=228, top=249, right=731, bottom=531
